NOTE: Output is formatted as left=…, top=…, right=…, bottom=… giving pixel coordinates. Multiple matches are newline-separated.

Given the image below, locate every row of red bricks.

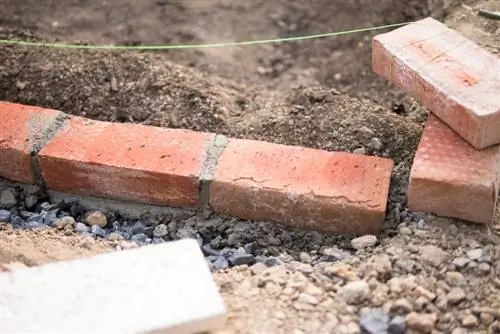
left=0, top=102, right=394, bottom=235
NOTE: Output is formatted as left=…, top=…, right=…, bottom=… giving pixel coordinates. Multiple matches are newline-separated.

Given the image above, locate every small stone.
left=467, top=248, right=483, bottom=260
left=43, top=209, right=59, bottom=225
left=338, top=280, right=370, bottom=305
left=0, top=188, right=16, bottom=209
left=369, top=137, right=383, bottom=151
left=75, top=222, right=89, bottom=233
left=264, top=257, right=280, bottom=267
left=387, top=315, right=406, bottom=334
left=477, top=262, right=491, bottom=274
left=297, top=293, right=318, bottom=305
left=420, top=245, right=447, bottom=267
left=229, top=253, right=256, bottom=267
left=351, top=235, right=377, bottom=250
left=212, top=255, right=229, bottom=270
left=414, top=286, right=436, bottom=301
left=91, top=225, right=106, bottom=238
left=24, top=195, right=38, bottom=209
left=452, top=257, right=470, bottom=269
left=461, top=314, right=478, bottom=328
left=131, top=221, right=146, bottom=235
left=359, top=308, right=389, bottom=334
left=353, top=147, right=366, bottom=155
left=54, top=216, right=75, bottom=230
left=391, top=298, right=413, bottom=314
left=0, top=209, right=11, bottom=222
left=153, top=224, right=168, bottom=238
left=131, top=233, right=147, bottom=244
left=480, top=312, right=495, bottom=326
left=445, top=271, right=465, bottom=286
left=447, top=287, right=466, bottom=305
left=108, top=232, right=124, bottom=241
left=299, top=252, right=312, bottom=263
left=399, top=227, right=412, bottom=235
left=406, top=312, right=437, bottom=333
left=85, top=211, right=107, bottom=227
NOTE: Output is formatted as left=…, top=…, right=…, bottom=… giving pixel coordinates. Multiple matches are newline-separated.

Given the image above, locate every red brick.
left=209, top=139, right=394, bottom=235
left=372, top=17, right=500, bottom=149
left=38, top=117, right=214, bottom=208
left=0, top=102, right=61, bottom=183
left=408, top=114, right=500, bottom=224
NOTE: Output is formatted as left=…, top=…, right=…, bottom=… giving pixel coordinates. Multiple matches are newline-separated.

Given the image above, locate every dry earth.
left=0, top=0, right=499, bottom=333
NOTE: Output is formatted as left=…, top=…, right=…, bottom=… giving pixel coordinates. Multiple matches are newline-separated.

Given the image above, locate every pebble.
left=405, top=312, right=437, bottom=333
left=54, top=216, right=75, bottom=230
left=467, top=248, right=483, bottom=260
left=452, top=257, right=470, bottom=269
left=131, top=233, right=148, bottom=244
left=0, top=188, right=17, bottom=209
left=398, top=227, right=412, bottom=235
left=229, top=253, right=256, bottom=267
left=24, top=195, right=38, bottom=209
left=351, top=235, right=377, bottom=250
left=91, top=224, right=106, bottom=238
left=358, top=308, right=389, bottom=334
left=461, top=314, right=478, bottom=328
left=388, top=316, right=406, bottom=334
left=337, top=280, right=370, bottom=305
left=108, top=232, right=124, bottom=241
left=420, top=245, right=447, bottom=267
left=131, top=221, right=146, bottom=235
left=43, top=209, right=59, bottom=225
left=75, top=222, right=89, bottom=233
left=297, top=293, right=318, bottom=305
left=212, top=255, right=229, bottom=270
left=445, top=271, right=465, bottom=286
left=84, top=211, right=107, bottom=227
left=0, top=209, right=11, bottom=222
left=447, top=287, right=466, bottom=305
left=153, top=224, right=168, bottom=238
left=477, top=262, right=491, bottom=274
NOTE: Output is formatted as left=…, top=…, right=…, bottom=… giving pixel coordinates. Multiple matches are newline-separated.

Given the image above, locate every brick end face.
left=372, top=17, right=500, bottom=149
left=209, top=139, right=393, bottom=235
left=0, top=102, right=62, bottom=184
left=38, top=117, right=214, bottom=208
left=408, top=114, right=500, bottom=224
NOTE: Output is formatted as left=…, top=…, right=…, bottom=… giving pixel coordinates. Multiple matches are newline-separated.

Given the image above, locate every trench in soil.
left=0, top=0, right=457, bottom=257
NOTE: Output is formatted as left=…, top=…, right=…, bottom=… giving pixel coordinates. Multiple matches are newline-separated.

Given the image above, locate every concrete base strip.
left=1, top=239, right=227, bottom=333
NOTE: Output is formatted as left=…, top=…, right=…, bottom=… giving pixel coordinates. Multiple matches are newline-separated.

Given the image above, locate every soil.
left=0, top=0, right=499, bottom=333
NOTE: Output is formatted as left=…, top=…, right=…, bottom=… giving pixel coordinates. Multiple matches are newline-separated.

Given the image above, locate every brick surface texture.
left=372, top=17, right=500, bottom=149
left=38, top=117, right=214, bottom=208
left=209, top=138, right=394, bottom=235
left=1, top=239, right=227, bottom=333
left=408, top=114, right=500, bottom=224
left=0, top=102, right=61, bottom=184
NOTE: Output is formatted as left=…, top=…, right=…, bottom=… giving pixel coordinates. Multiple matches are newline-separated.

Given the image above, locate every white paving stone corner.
left=0, top=238, right=227, bottom=334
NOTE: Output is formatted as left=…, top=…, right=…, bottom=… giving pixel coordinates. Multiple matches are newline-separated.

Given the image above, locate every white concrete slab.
left=1, top=238, right=227, bottom=333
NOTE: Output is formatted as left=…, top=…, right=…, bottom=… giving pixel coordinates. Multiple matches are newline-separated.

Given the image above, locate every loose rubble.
left=1, top=183, right=499, bottom=333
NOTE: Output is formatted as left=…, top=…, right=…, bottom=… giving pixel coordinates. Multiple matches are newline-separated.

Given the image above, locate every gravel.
left=1, top=182, right=499, bottom=333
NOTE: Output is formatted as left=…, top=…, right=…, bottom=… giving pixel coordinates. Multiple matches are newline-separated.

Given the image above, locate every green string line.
left=0, top=22, right=412, bottom=50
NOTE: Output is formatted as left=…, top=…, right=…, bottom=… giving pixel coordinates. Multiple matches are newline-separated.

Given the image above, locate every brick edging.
left=0, top=101, right=394, bottom=235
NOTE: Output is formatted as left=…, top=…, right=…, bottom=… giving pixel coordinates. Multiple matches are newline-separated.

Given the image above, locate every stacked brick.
left=372, top=17, right=500, bottom=224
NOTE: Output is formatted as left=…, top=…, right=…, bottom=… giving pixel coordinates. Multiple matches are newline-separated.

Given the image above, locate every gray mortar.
left=28, top=113, right=69, bottom=187
left=198, top=134, right=229, bottom=209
